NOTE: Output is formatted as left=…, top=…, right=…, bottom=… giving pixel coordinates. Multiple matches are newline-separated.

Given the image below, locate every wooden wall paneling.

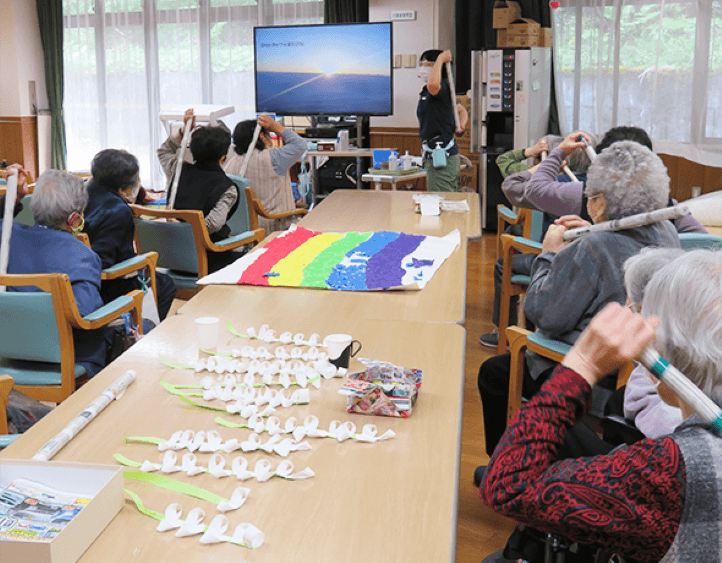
left=0, top=116, right=38, bottom=181
left=370, top=127, right=427, bottom=190
left=660, top=153, right=722, bottom=202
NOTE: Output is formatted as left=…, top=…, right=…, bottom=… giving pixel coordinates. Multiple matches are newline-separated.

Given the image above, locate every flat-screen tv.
left=254, top=22, right=393, bottom=116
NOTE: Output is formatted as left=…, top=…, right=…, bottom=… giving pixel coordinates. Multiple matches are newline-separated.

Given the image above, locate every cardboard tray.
left=0, top=460, right=123, bottom=563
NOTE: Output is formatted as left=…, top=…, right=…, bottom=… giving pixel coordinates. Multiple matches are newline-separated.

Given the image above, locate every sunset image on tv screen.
left=254, top=23, right=392, bottom=116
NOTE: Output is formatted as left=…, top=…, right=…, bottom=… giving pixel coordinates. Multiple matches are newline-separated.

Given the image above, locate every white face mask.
left=418, top=66, right=432, bottom=83
left=123, top=182, right=141, bottom=204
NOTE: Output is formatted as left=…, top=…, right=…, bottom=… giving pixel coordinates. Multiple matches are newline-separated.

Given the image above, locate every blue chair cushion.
left=167, top=270, right=199, bottom=290
left=527, top=332, right=572, bottom=356
left=0, top=358, right=86, bottom=386
left=510, top=275, right=531, bottom=285
left=0, top=434, right=21, bottom=448
left=512, top=236, right=543, bottom=251
left=215, top=231, right=256, bottom=247
left=498, top=207, right=517, bottom=221
left=678, top=233, right=722, bottom=250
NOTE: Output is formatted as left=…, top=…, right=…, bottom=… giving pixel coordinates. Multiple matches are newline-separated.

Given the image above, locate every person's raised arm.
left=524, top=131, right=589, bottom=217
left=261, top=115, right=307, bottom=177
left=158, top=109, right=194, bottom=178
left=427, top=50, right=452, bottom=97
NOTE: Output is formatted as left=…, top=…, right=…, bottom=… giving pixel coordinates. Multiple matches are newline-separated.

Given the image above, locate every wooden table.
left=1, top=297, right=466, bottom=563
left=302, top=190, right=481, bottom=241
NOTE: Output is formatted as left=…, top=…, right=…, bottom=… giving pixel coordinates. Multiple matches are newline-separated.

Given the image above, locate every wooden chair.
left=74, top=232, right=160, bottom=314
left=225, top=175, right=268, bottom=239
left=497, top=233, right=544, bottom=354
left=130, top=205, right=264, bottom=300
left=0, top=375, right=20, bottom=448
left=496, top=205, right=544, bottom=260
left=505, top=326, right=633, bottom=424
left=0, top=273, right=143, bottom=403
left=244, top=186, right=308, bottom=231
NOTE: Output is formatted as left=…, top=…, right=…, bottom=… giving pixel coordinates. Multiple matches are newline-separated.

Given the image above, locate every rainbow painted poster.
left=198, top=225, right=461, bottom=291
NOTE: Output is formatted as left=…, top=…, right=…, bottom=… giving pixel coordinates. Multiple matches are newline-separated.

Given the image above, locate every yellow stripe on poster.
left=269, top=233, right=345, bottom=286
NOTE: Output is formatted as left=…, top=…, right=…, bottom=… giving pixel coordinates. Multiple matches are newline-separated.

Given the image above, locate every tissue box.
left=0, top=460, right=123, bottom=563
left=339, top=358, right=422, bottom=418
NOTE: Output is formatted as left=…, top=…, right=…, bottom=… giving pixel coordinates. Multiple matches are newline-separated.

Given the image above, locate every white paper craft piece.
left=232, top=523, right=265, bottom=548
left=176, top=508, right=206, bottom=537
left=217, top=486, right=251, bottom=512
left=208, top=454, right=233, bottom=478
left=161, top=451, right=182, bottom=473
left=182, top=453, right=206, bottom=476
left=140, top=460, right=162, bottom=472
left=157, top=503, right=184, bottom=532
left=275, top=460, right=315, bottom=480
left=356, top=424, right=396, bottom=443
left=328, top=421, right=357, bottom=442
left=232, top=457, right=255, bottom=480
left=200, top=514, right=229, bottom=544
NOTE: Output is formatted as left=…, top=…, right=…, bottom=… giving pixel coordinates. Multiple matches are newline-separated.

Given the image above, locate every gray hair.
left=566, top=131, right=598, bottom=173
left=623, top=247, right=685, bottom=305
left=540, top=134, right=563, bottom=152
left=585, top=140, right=669, bottom=220
left=642, top=249, right=722, bottom=406
left=30, top=170, right=88, bottom=229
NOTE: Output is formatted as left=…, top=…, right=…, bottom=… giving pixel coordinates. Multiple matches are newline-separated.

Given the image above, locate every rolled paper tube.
left=239, top=123, right=262, bottom=178
left=562, top=205, right=691, bottom=241
left=639, top=347, right=722, bottom=433
left=446, top=62, right=461, bottom=132
left=33, top=370, right=137, bottom=461
left=541, top=150, right=547, bottom=161
left=0, top=171, right=18, bottom=292
left=562, top=165, right=578, bottom=182
left=578, top=135, right=597, bottom=162
left=167, top=120, right=194, bottom=209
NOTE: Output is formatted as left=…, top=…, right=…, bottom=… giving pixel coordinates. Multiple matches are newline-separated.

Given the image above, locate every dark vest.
left=174, top=162, right=239, bottom=241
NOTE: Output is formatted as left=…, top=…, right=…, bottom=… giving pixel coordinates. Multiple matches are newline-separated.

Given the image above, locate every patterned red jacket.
left=479, top=366, right=685, bottom=563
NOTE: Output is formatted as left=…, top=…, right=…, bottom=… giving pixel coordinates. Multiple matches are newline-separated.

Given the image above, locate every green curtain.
left=324, top=0, right=369, bottom=24
left=37, top=0, right=67, bottom=170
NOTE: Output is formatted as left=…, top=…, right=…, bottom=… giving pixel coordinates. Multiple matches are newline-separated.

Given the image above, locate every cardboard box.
left=539, top=27, right=553, bottom=48
left=493, top=1, right=522, bottom=29
left=507, top=17, right=541, bottom=37
left=497, top=29, right=508, bottom=47
left=0, top=460, right=123, bottom=563
left=459, top=153, right=479, bottom=193
left=504, top=33, right=541, bottom=48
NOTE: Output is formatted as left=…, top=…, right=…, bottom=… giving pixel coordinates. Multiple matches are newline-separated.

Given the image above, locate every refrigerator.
left=469, top=47, right=552, bottom=231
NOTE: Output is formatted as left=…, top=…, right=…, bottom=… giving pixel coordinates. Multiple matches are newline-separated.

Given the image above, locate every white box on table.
left=0, top=460, right=123, bottom=563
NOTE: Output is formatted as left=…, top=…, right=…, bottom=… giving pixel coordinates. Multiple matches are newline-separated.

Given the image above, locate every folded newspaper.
left=0, top=478, right=93, bottom=541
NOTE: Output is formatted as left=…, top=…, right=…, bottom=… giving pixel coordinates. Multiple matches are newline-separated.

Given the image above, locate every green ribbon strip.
left=125, top=437, right=165, bottom=446
left=115, top=453, right=143, bottom=467
left=123, top=471, right=226, bottom=505
left=200, top=347, right=232, bottom=356
left=124, top=488, right=253, bottom=548
left=215, top=417, right=251, bottom=430
left=160, top=356, right=194, bottom=370
left=226, top=321, right=249, bottom=339
left=125, top=488, right=165, bottom=521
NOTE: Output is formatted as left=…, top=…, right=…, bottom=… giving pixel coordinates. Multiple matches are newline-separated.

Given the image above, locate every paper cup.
left=195, top=317, right=220, bottom=351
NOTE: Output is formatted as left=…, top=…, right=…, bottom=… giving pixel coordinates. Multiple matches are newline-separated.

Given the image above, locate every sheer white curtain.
left=553, top=0, right=722, bottom=167
left=63, top=0, right=323, bottom=190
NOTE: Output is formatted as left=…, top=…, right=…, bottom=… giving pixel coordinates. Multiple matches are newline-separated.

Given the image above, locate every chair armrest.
left=251, top=197, right=308, bottom=221
left=206, top=230, right=265, bottom=252
left=505, top=235, right=543, bottom=254
left=497, top=205, right=518, bottom=224
left=101, top=252, right=158, bottom=280
left=0, top=435, right=21, bottom=448
left=74, top=289, right=144, bottom=331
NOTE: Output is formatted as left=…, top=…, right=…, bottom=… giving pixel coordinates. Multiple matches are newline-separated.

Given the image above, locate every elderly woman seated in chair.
left=481, top=249, right=722, bottom=563
left=84, top=148, right=177, bottom=320
left=477, top=140, right=681, bottom=460
left=1, top=170, right=107, bottom=377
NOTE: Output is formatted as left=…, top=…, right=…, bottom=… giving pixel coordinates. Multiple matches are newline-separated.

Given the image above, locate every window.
left=63, top=0, right=322, bottom=189
left=554, top=0, right=722, bottom=165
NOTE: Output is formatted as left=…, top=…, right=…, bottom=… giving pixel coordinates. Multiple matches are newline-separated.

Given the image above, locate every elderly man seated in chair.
left=477, top=140, right=682, bottom=472
left=1, top=170, right=108, bottom=377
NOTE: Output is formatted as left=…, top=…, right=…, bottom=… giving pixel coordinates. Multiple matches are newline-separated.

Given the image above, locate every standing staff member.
left=417, top=49, right=467, bottom=192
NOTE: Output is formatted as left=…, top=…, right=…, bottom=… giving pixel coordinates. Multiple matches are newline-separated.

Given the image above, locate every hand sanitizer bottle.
left=401, top=151, right=413, bottom=170
left=388, top=153, right=398, bottom=171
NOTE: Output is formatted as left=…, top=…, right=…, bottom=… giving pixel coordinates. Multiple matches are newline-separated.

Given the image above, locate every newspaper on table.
left=0, top=478, right=93, bottom=541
